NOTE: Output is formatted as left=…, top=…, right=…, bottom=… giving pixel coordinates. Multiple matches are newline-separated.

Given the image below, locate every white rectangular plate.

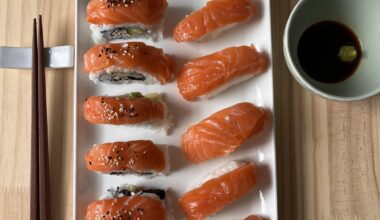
left=74, top=0, right=277, bottom=219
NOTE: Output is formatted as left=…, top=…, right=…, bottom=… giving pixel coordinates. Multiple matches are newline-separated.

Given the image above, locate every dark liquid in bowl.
left=297, top=20, right=362, bottom=83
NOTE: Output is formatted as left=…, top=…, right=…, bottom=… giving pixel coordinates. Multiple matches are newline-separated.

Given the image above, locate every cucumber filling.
left=98, top=71, right=146, bottom=82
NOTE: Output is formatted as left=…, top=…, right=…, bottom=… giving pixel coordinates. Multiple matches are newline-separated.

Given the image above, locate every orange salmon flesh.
left=178, top=163, right=259, bottom=220
left=173, top=0, right=255, bottom=42
left=182, top=102, right=266, bottom=163
left=83, top=95, right=166, bottom=125
left=245, top=215, right=264, bottom=220
left=87, top=0, right=168, bottom=25
left=86, top=195, right=166, bottom=220
left=85, top=141, right=166, bottom=174
left=177, top=45, right=268, bottom=101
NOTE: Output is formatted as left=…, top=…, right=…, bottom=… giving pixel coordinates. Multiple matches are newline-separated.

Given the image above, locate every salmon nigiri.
left=83, top=93, right=171, bottom=133
left=179, top=161, right=259, bottom=220
left=177, top=45, right=268, bottom=101
left=84, top=42, right=175, bottom=84
left=182, top=102, right=265, bottom=163
left=173, top=0, right=255, bottom=42
left=86, top=186, right=167, bottom=220
left=87, top=0, right=168, bottom=43
left=85, top=141, right=169, bottom=176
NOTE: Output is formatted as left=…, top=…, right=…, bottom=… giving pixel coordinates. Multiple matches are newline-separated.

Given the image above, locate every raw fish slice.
left=86, top=195, right=166, bottom=220
left=173, top=0, right=255, bottom=42
left=87, top=0, right=167, bottom=25
left=83, top=93, right=166, bottom=125
left=178, top=162, right=258, bottom=220
left=177, top=45, right=268, bottom=101
left=85, top=141, right=168, bottom=175
left=182, top=103, right=265, bottom=163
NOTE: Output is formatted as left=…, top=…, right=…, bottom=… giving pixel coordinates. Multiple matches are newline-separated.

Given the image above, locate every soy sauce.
left=297, top=20, right=362, bottom=83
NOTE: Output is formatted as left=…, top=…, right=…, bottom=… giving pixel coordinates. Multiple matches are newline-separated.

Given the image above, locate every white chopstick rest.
left=0, top=45, right=74, bottom=69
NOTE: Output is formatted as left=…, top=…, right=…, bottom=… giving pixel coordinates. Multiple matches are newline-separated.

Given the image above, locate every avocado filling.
left=98, top=71, right=146, bottom=82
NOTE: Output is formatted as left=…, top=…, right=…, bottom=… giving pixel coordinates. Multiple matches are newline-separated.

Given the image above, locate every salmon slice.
left=173, top=0, right=255, bottom=42
left=86, top=195, right=166, bottom=220
left=85, top=141, right=166, bottom=175
left=178, top=162, right=258, bottom=220
left=87, top=0, right=168, bottom=25
left=245, top=215, right=263, bottom=220
left=182, top=102, right=265, bottom=163
left=84, top=42, right=175, bottom=84
left=177, top=45, right=268, bottom=101
left=83, top=93, right=166, bottom=125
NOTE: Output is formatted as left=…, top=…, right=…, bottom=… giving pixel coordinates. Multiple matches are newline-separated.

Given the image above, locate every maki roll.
left=83, top=92, right=171, bottom=133
left=87, top=0, right=168, bottom=43
left=85, top=140, right=170, bottom=176
left=83, top=42, right=175, bottom=85
left=86, top=185, right=168, bottom=220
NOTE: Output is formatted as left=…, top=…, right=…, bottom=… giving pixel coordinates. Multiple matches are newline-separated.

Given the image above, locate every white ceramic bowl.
left=284, top=0, right=380, bottom=101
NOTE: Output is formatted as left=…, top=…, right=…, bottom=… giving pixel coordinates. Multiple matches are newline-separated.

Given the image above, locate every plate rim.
left=72, top=0, right=278, bottom=219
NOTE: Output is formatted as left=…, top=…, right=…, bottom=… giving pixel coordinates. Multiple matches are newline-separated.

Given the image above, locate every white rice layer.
left=89, top=66, right=161, bottom=85
left=90, top=21, right=164, bottom=43
left=120, top=117, right=172, bottom=135
left=159, top=145, right=171, bottom=175
left=200, top=74, right=254, bottom=99
left=191, top=161, right=248, bottom=190
left=200, top=23, right=237, bottom=42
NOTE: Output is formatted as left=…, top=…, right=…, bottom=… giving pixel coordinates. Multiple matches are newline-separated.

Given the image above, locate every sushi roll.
left=173, top=0, right=255, bottom=42
left=177, top=45, right=268, bottom=101
left=182, top=102, right=266, bottom=163
left=86, top=185, right=168, bottom=220
left=85, top=141, right=170, bottom=176
left=84, top=42, right=175, bottom=84
left=83, top=92, right=171, bottom=133
left=178, top=161, right=259, bottom=220
left=86, top=0, right=168, bottom=43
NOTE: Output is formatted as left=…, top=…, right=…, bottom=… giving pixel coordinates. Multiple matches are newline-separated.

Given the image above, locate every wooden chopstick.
left=37, top=15, right=50, bottom=220
left=30, top=15, right=50, bottom=220
left=31, top=18, right=39, bottom=220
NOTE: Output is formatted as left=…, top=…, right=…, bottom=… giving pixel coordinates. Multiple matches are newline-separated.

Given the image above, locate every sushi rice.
left=90, top=21, right=164, bottom=44
left=200, top=74, right=254, bottom=99
left=191, top=161, right=248, bottom=189
left=89, top=66, right=163, bottom=85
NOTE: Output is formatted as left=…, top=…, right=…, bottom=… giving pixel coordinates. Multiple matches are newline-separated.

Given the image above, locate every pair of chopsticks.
left=31, top=15, right=50, bottom=220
